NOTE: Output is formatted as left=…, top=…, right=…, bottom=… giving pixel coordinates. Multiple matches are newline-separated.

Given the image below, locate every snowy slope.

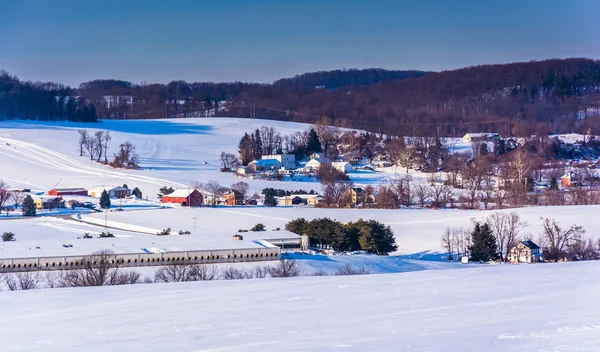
left=3, top=204, right=600, bottom=264
left=0, top=118, right=332, bottom=194
left=1, top=261, right=599, bottom=351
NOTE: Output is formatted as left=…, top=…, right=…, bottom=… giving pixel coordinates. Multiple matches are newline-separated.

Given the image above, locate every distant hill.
left=233, top=58, right=600, bottom=136
left=272, top=69, right=429, bottom=90
left=3, top=59, right=600, bottom=137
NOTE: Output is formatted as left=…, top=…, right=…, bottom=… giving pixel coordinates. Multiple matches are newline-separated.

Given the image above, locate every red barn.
left=48, top=188, right=88, bottom=197
left=161, top=189, right=203, bottom=207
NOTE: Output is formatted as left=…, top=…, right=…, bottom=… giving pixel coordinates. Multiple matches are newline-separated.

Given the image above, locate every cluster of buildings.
left=237, top=153, right=354, bottom=176
left=29, top=186, right=136, bottom=211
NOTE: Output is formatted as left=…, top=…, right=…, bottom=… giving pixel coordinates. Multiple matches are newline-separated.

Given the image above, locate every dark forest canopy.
left=2, top=58, right=600, bottom=136
left=0, top=71, right=97, bottom=122
left=272, top=68, right=429, bottom=90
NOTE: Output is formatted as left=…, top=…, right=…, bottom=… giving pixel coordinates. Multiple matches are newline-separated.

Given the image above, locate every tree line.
left=12, top=59, right=599, bottom=138
left=285, top=218, right=397, bottom=255
left=442, top=212, right=596, bottom=263
left=0, top=71, right=97, bottom=122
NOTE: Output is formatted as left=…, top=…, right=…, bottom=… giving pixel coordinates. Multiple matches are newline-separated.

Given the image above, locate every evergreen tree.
left=357, top=220, right=397, bottom=255
left=253, top=129, right=263, bottom=157
left=262, top=188, right=277, bottom=207
left=238, top=133, right=252, bottom=165
left=99, top=190, right=111, bottom=209
left=469, top=222, right=498, bottom=262
left=22, top=195, right=36, bottom=217
left=132, top=187, right=143, bottom=198
left=285, top=218, right=309, bottom=235
left=306, top=128, right=322, bottom=154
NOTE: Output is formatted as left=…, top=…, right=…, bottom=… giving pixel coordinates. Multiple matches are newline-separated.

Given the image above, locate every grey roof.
left=52, top=188, right=87, bottom=192
left=521, top=240, right=540, bottom=250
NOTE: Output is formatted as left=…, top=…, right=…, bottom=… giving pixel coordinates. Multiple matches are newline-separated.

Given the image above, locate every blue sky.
left=1, top=0, right=598, bottom=86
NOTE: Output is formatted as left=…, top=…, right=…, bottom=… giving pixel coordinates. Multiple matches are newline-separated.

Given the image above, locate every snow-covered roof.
left=51, top=188, right=87, bottom=192
left=332, top=161, right=350, bottom=168
left=249, top=159, right=281, bottom=167
left=165, top=189, right=199, bottom=198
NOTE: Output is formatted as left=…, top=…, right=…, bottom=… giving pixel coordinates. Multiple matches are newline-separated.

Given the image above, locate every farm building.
left=304, top=158, right=324, bottom=171
left=332, top=161, right=353, bottom=174
left=48, top=188, right=88, bottom=197
left=223, top=190, right=242, bottom=206
left=278, top=195, right=305, bottom=206
left=261, top=154, right=296, bottom=169
left=88, top=186, right=132, bottom=199
left=297, top=194, right=323, bottom=206
left=561, top=172, right=581, bottom=188
left=161, top=189, right=203, bottom=207
left=462, top=133, right=500, bottom=143
left=508, top=240, right=542, bottom=263
left=248, top=159, right=282, bottom=171
left=34, top=196, right=66, bottom=210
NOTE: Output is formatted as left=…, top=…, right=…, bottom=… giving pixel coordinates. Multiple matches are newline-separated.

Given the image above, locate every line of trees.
left=65, top=59, right=600, bottom=139
left=442, top=213, right=595, bottom=262
left=0, top=71, right=97, bottom=122
left=77, top=129, right=138, bottom=169
left=286, top=218, right=397, bottom=255
left=0, top=181, right=35, bottom=217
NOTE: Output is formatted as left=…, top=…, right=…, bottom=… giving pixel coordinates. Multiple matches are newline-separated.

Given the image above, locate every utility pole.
left=193, top=217, right=197, bottom=235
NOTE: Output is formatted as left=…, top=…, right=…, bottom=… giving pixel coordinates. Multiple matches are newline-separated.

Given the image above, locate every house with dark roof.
left=508, top=240, right=542, bottom=263
left=48, top=188, right=88, bottom=197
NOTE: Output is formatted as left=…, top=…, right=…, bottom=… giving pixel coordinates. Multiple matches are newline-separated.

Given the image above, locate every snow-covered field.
left=1, top=261, right=599, bottom=351
left=1, top=118, right=600, bottom=351
left=3, top=204, right=600, bottom=264
left=0, top=118, right=360, bottom=194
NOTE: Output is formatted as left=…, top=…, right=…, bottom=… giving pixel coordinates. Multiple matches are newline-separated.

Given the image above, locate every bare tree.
left=441, top=227, right=455, bottom=260
left=248, top=265, right=270, bottom=279
left=486, top=212, right=527, bottom=261
left=269, top=260, right=302, bottom=278
left=220, top=267, right=248, bottom=280
left=231, top=181, right=249, bottom=204
left=391, top=174, right=413, bottom=207
left=154, top=263, right=219, bottom=282
left=0, top=182, right=10, bottom=215
left=397, top=146, right=416, bottom=173
left=2, top=271, right=41, bottom=291
left=323, top=180, right=354, bottom=207
left=94, top=130, right=106, bottom=162
left=102, top=131, right=111, bottom=163
left=56, top=250, right=122, bottom=287
left=414, top=183, right=430, bottom=207
left=203, top=180, right=226, bottom=207
left=428, top=174, right=451, bottom=208
left=111, top=141, right=139, bottom=169
left=541, top=217, right=585, bottom=262
left=77, top=129, right=88, bottom=156
left=10, top=191, right=24, bottom=211
left=220, top=151, right=240, bottom=171
left=84, top=135, right=98, bottom=161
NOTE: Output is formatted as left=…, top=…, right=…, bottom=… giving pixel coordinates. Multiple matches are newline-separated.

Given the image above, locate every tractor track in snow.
left=0, top=136, right=187, bottom=189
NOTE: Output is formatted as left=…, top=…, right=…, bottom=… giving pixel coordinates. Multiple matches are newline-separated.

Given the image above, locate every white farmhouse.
left=463, top=133, right=500, bottom=143
left=304, top=158, right=324, bottom=171
left=332, top=161, right=353, bottom=174
left=248, top=159, right=282, bottom=171
left=88, top=186, right=131, bottom=199
left=261, top=154, right=296, bottom=170
left=508, top=240, right=542, bottom=263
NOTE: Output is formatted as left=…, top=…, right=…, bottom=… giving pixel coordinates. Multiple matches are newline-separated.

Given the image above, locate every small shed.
left=332, top=161, right=353, bottom=174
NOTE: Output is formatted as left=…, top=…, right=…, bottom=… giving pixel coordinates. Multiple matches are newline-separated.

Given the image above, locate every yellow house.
left=34, top=197, right=65, bottom=210
left=344, top=188, right=364, bottom=206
